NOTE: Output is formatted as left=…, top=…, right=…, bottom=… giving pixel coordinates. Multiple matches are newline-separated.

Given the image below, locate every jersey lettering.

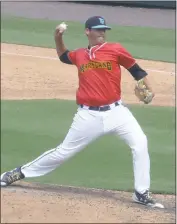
left=79, top=61, right=112, bottom=73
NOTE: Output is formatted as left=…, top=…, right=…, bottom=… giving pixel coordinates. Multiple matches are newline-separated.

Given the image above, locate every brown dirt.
left=1, top=43, right=175, bottom=106
left=1, top=182, right=176, bottom=223
left=1, top=43, right=176, bottom=223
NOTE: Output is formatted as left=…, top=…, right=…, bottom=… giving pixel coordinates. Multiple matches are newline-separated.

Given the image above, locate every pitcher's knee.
left=139, top=133, right=147, bottom=145
left=132, top=133, right=148, bottom=153
left=55, top=143, right=82, bottom=160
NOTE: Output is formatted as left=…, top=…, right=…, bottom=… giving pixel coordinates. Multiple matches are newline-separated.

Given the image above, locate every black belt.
left=80, top=101, right=120, bottom=111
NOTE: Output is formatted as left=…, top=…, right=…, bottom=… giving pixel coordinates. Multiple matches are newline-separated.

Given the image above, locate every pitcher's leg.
left=107, top=105, right=163, bottom=208
left=21, top=108, right=103, bottom=177
left=21, top=146, right=69, bottom=177
left=129, top=131, right=150, bottom=194
left=113, top=106, right=150, bottom=193
left=1, top=108, right=103, bottom=185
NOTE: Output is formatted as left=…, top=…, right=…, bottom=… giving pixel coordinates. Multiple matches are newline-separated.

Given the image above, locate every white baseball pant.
left=21, top=101, right=150, bottom=194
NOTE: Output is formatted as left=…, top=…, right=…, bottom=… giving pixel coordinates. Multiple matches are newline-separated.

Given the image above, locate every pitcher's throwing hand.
left=56, top=22, right=68, bottom=34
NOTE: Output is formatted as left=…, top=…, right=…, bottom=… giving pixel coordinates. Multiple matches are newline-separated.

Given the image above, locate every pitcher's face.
left=85, top=28, right=106, bottom=45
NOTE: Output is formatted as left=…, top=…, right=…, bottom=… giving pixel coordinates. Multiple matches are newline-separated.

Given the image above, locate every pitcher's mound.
left=1, top=182, right=175, bottom=223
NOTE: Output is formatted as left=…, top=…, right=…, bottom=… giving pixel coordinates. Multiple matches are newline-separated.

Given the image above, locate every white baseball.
left=56, top=22, right=67, bottom=33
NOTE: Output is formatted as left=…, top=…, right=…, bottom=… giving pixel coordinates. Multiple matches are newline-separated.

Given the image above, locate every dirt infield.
left=1, top=43, right=176, bottom=223
left=1, top=182, right=176, bottom=223
left=1, top=43, right=175, bottom=106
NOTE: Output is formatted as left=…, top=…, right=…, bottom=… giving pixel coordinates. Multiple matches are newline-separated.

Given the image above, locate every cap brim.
left=91, top=25, right=111, bottom=30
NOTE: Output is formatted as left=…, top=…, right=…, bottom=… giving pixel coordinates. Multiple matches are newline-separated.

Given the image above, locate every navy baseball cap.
left=85, top=16, right=111, bottom=30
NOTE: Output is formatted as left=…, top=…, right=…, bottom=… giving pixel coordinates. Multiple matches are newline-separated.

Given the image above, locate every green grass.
left=1, top=16, right=175, bottom=62
left=1, top=100, right=175, bottom=194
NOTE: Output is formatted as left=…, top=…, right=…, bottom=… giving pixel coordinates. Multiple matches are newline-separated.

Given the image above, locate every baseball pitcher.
left=1, top=16, right=164, bottom=209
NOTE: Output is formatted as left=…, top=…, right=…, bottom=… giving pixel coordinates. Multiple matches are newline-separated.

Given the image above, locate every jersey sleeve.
left=116, top=44, right=136, bottom=69
left=67, top=50, right=77, bottom=65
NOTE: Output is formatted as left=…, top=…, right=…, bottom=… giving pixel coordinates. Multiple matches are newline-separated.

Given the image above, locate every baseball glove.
left=134, top=79, right=154, bottom=104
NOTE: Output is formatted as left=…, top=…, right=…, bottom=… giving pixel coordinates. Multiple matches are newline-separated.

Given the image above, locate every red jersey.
left=68, top=42, right=136, bottom=106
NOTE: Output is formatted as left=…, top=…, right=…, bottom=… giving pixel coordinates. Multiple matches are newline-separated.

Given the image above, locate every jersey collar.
left=87, top=42, right=107, bottom=51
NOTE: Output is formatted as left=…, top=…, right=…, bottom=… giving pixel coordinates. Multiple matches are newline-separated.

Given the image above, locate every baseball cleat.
left=133, top=190, right=164, bottom=209
left=1, top=167, right=25, bottom=187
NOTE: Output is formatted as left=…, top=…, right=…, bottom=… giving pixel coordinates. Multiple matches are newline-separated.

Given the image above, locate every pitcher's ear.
left=85, top=28, right=91, bottom=35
